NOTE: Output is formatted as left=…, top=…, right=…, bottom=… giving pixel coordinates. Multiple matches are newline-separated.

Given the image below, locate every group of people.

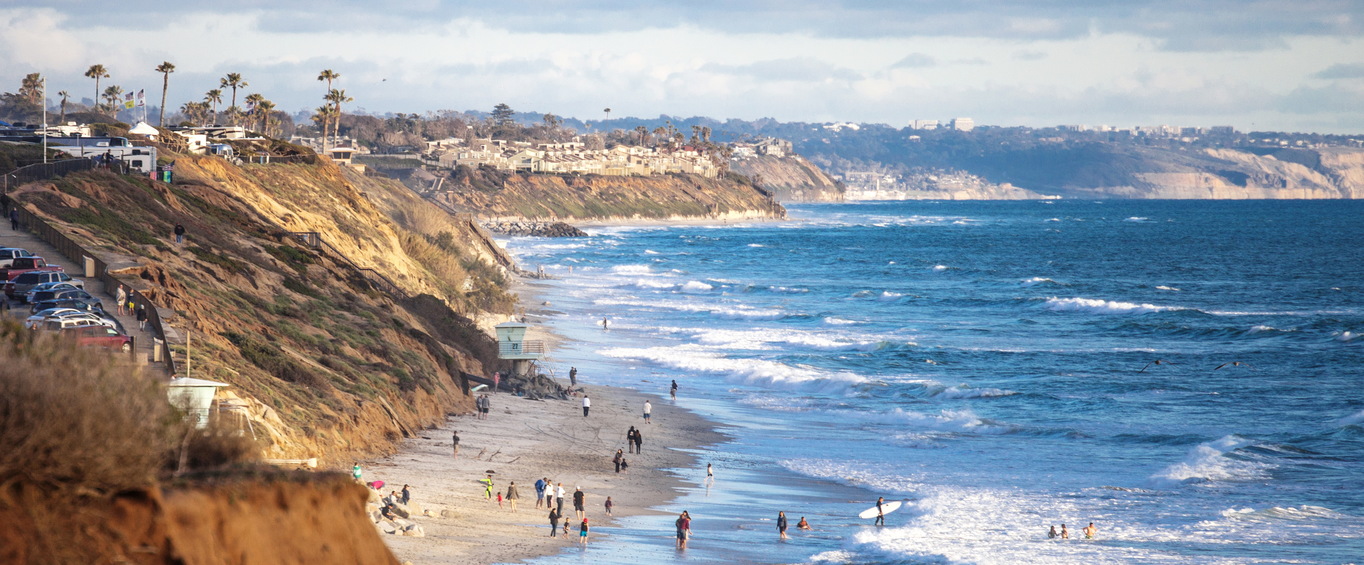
left=1047, top=522, right=1097, bottom=540
left=538, top=480, right=595, bottom=544
left=624, top=426, right=644, bottom=453
left=775, top=511, right=813, bottom=539
left=474, top=394, right=493, bottom=419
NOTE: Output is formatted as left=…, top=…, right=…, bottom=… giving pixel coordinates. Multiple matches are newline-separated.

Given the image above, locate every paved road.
left=1, top=220, right=168, bottom=377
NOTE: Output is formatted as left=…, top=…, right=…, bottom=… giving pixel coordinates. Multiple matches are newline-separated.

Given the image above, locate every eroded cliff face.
left=729, top=155, right=845, bottom=202
left=14, top=155, right=514, bottom=463
left=425, top=166, right=785, bottom=221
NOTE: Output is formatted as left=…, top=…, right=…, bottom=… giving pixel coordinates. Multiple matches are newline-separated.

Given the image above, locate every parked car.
left=5, top=271, right=82, bottom=299
left=0, top=247, right=33, bottom=268
left=0, top=256, right=62, bottom=281
left=26, top=283, right=84, bottom=304
left=27, top=309, right=116, bottom=330
left=59, top=324, right=132, bottom=353
left=30, top=290, right=103, bottom=314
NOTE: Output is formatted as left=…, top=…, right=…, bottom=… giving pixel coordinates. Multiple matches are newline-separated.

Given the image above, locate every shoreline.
left=368, top=371, right=726, bottom=564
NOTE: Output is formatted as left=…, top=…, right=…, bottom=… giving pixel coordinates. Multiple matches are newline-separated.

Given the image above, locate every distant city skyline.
left=2, top=1, right=1361, bottom=134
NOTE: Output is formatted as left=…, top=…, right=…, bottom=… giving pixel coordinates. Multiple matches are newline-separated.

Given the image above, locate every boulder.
left=402, top=524, right=425, bottom=537
left=377, top=520, right=397, bottom=535
left=440, top=509, right=456, bottom=518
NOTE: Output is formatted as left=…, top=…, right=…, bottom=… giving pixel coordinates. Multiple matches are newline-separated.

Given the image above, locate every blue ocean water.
left=506, top=200, right=1364, bottom=565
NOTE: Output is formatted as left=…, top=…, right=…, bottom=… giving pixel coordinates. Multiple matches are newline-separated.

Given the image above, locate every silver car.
left=26, top=309, right=117, bottom=331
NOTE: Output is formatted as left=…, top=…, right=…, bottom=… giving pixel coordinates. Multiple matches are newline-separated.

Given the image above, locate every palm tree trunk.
left=159, top=74, right=169, bottom=126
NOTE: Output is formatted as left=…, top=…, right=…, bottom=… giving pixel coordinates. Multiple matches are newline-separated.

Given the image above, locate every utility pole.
left=42, top=75, right=48, bottom=164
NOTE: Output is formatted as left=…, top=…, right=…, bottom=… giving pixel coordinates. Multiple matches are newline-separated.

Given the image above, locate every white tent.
left=129, top=121, right=159, bottom=138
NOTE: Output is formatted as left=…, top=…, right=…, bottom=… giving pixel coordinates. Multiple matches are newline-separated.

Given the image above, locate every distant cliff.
left=421, top=165, right=785, bottom=221
left=728, top=155, right=844, bottom=202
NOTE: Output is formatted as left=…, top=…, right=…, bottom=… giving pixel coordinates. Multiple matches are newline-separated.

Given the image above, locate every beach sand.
left=365, top=385, right=725, bottom=564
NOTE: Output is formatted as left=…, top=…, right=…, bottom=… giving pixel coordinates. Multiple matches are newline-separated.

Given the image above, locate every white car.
left=0, top=248, right=33, bottom=268
left=25, top=309, right=117, bottom=330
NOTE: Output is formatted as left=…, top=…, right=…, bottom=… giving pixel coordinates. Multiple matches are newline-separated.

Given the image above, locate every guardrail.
left=499, top=340, right=545, bottom=357
left=8, top=202, right=176, bottom=373
left=285, top=231, right=405, bottom=297
left=2, top=159, right=100, bottom=192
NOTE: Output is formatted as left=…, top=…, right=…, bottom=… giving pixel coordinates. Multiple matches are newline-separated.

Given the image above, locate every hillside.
left=729, top=154, right=844, bottom=202
left=421, top=165, right=786, bottom=221
left=9, top=151, right=516, bottom=463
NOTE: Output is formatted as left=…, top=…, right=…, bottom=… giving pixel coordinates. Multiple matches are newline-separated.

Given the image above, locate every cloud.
left=1313, top=62, right=1364, bottom=79
left=701, top=58, right=862, bottom=82
left=891, top=53, right=936, bottom=68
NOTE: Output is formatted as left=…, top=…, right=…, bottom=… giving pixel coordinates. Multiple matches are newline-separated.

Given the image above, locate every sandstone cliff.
left=13, top=154, right=515, bottom=463
left=422, top=165, right=785, bottom=221
left=729, top=155, right=845, bottom=202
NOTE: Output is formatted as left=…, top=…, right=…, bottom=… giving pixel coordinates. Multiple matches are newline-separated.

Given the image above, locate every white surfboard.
left=858, top=500, right=902, bottom=520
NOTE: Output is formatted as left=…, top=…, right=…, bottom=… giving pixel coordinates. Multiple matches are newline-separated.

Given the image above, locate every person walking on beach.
left=451, top=430, right=460, bottom=459
left=579, top=518, right=590, bottom=544
left=174, top=223, right=186, bottom=244
left=480, top=474, right=495, bottom=502
left=604, top=496, right=613, bottom=517
left=548, top=507, right=560, bottom=537
left=671, top=380, right=678, bottom=400
left=676, top=511, right=692, bottom=549
left=633, top=428, right=643, bottom=454
left=874, top=496, right=886, bottom=526
left=507, top=482, right=520, bottom=512
left=573, top=486, right=586, bottom=519
left=569, top=366, right=577, bottom=387
left=705, top=463, right=714, bottom=487
left=582, top=395, right=591, bottom=417
left=115, top=285, right=127, bottom=315
left=1084, top=522, right=1097, bottom=539
left=644, top=400, right=652, bottom=424
left=778, top=511, right=788, bottom=540
left=351, top=462, right=362, bottom=483
left=614, top=449, right=624, bottom=473
left=400, top=484, right=412, bottom=505
left=626, top=426, right=637, bottom=453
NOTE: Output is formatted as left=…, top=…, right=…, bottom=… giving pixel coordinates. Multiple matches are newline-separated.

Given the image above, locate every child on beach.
left=579, top=518, right=589, bottom=544
left=496, top=491, right=503, bottom=508
left=605, top=496, right=613, bottom=516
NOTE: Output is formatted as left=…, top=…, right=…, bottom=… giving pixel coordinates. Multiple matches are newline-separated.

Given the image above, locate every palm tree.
left=102, top=85, right=124, bottom=117
left=635, top=125, right=648, bottom=146
left=180, top=101, right=209, bottom=125
left=312, top=105, right=337, bottom=140
left=243, top=93, right=264, bottom=132
left=204, top=89, right=223, bottom=124
left=652, top=126, right=667, bottom=147
left=254, top=99, right=276, bottom=136
left=155, top=61, right=175, bottom=126
left=220, top=73, right=247, bottom=123
left=701, top=126, right=712, bottom=143
left=603, top=107, right=611, bottom=127
left=325, top=88, right=353, bottom=146
left=18, top=73, right=43, bottom=105
left=317, top=69, right=339, bottom=93
left=85, top=64, right=109, bottom=112
left=57, top=91, right=70, bottom=123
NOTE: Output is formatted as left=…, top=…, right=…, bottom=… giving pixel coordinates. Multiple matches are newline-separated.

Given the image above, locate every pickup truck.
left=0, top=256, right=63, bottom=281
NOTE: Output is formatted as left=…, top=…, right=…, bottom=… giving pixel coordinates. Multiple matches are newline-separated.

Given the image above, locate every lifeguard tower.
left=166, top=377, right=230, bottom=429
left=495, top=322, right=545, bottom=377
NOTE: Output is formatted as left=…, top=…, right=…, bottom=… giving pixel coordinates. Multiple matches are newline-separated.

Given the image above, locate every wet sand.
left=366, top=386, right=725, bottom=564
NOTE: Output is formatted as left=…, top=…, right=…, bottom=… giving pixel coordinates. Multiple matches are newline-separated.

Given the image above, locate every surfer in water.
left=875, top=496, right=886, bottom=526
left=797, top=516, right=811, bottom=530
left=1084, top=522, right=1097, bottom=539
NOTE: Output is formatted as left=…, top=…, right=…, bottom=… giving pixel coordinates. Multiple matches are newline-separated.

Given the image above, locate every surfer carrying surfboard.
left=875, top=497, right=886, bottom=526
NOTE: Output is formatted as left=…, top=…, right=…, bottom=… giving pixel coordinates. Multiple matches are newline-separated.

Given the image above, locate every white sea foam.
left=1219, top=505, right=1348, bottom=523
left=599, top=345, right=865, bottom=391
left=643, top=249, right=660, bottom=255
left=1124, top=216, right=1149, bottom=222
left=823, top=317, right=859, bottom=325
left=880, top=291, right=903, bottom=301
left=1148, top=435, right=1271, bottom=488
left=933, top=384, right=1017, bottom=399
left=932, top=265, right=949, bottom=271
left=1021, top=277, right=1058, bottom=287
left=1046, top=297, right=1180, bottom=314
left=747, top=243, right=765, bottom=247
left=611, top=264, right=652, bottom=274
left=680, top=280, right=714, bottom=292
left=594, top=297, right=792, bottom=320
left=1337, top=331, right=1358, bottom=342
left=767, top=285, right=809, bottom=294
left=690, top=327, right=902, bottom=352
left=1155, top=285, right=1181, bottom=291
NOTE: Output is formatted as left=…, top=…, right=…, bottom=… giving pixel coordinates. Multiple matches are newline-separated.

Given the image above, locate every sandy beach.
left=364, top=383, right=725, bottom=564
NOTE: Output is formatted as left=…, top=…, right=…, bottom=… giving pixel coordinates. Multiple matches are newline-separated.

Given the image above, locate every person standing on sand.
left=573, top=486, right=586, bottom=519
left=351, top=462, right=362, bottom=483
left=671, top=380, right=678, bottom=400
left=451, top=431, right=460, bottom=459
left=778, top=511, right=788, bottom=540
left=535, top=478, right=547, bottom=509
left=582, top=395, right=591, bottom=417
left=569, top=366, right=577, bottom=387
left=400, top=484, right=411, bottom=505
left=481, top=474, right=495, bottom=502
left=626, top=426, right=637, bottom=453
left=556, top=483, right=566, bottom=515
left=507, top=482, right=519, bottom=512
left=614, top=449, right=623, bottom=473
left=605, top=496, right=613, bottom=516
left=634, top=428, right=643, bottom=454
left=548, top=507, right=560, bottom=537
left=579, top=518, right=589, bottom=544
left=644, top=400, right=652, bottom=424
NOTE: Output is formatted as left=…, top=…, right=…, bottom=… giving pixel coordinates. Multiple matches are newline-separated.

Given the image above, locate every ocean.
left=503, top=200, right=1364, bottom=565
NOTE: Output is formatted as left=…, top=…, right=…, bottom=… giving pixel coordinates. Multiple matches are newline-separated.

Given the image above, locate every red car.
left=60, top=324, right=132, bottom=353
left=0, top=256, right=63, bottom=281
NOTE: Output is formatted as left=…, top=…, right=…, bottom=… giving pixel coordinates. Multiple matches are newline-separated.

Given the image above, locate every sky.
left=2, top=1, right=1362, bottom=134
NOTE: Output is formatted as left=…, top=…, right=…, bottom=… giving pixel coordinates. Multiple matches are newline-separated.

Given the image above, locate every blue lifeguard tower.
left=495, top=322, right=545, bottom=376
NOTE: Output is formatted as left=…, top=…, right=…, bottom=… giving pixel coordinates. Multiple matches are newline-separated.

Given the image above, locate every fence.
left=286, top=231, right=404, bottom=297
left=2, top=159, right=99, bottom=192
left=10, top=203, right=177, bottom=373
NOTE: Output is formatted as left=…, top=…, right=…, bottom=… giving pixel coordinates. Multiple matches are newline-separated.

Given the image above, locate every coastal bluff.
left=729, top=154, right=846, bottom=202
left=420, top=165, right=786, bottom=221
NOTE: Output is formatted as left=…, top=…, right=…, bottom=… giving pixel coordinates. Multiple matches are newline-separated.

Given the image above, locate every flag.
left=124, top=92, right=135, bottom=109
left=136, top=89, right=146, bottom=107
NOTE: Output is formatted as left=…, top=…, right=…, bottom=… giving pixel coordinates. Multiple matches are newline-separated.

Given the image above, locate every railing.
left=243, top=154, right=319, bottom=165
left=2, top=159, right=99, bottom=192
left=8, top=202, right=176, bottom=373
left=499, top=340, right=545, bottom=357
left=285, top=231, right=405, bottom=297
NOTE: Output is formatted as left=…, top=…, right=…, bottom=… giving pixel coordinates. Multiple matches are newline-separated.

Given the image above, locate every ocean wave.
left=690, top=327, right=907, bottom=352
left=643, top=249, right=660, bottom=255
left=1338, top=409, right=1364, bottom=427
left=824, top=317, right=859, bottom=325
left=1219, top=505, right=1349, bottom=523
left=680, top=280, right=714, bottom=292
left=767, top=285, right=809, bottom=294
left=1148, top=435, right=1272, bottom=488
left=1046, top=296, right=1183, bottom=315
left=1337, top=331, right=1358, bottom=342
left=1124, top=216, right=1150, bottom=222
left=747, top=243, right=765, bottom=248
left=594, top=297, right=795, bottom=320
left=880, top=291, right=904, bottom=301
left=780, top=458, right=924, bottom=494
left=933, top=384, right=1017, bottom=400
left=599, top=346, right=865, bottom=392
left=932, top=265, right=950, bottom=272
left=610, top=264, right=652, bottom=274
left=1021, top=277, right=1060, bottom=287
left=1155, top=285, right=1181, bottom=291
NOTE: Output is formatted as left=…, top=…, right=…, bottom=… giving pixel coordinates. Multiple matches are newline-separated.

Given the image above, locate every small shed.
left=167, top=377, right=230, bottom=429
